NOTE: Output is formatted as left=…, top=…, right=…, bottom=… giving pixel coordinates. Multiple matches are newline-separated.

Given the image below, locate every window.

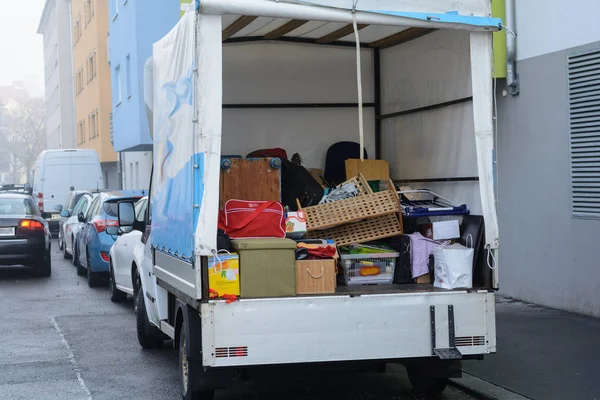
left=76, top=67, right=84, bottom=95
left=77, top=120, right=87, bottom=145
left=88, top=109, right=99, bottom=139
left=115, top=64, right=121, bottom=104
left=126, top=55, right=132, bottom=98
left=113, top=0, right=119, bottom=20
left=73, top=14, right=81, bottom=45
left=568, top=48, right=600, bottom=219
left=135, top=161, right=139, bottom=188
left=84, top=0, right=94, bottom=25
left=86, top=51, right=97, bottom=83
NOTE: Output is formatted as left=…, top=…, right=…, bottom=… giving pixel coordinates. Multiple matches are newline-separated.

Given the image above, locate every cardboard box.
left=208, top=253, right=240, bottom=298
left=296, top=259, right=336, bottom=294
left=285, top=211, right=307, bottom=239
left=415, top=273, right=431, bottom=284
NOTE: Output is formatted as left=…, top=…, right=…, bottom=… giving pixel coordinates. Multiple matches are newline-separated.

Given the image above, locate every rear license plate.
left=0, top=227, right=15, bottom=237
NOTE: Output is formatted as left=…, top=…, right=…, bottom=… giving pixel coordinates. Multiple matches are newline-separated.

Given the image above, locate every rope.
left=351, top=8, right=364, bottom=161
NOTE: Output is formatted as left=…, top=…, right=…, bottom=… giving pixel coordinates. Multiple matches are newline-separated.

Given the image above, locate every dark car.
left=0, top=193, right=52, bottom=276
left=73, top=190, right=146, bottom=287
left=54, top=190, right=92, bottom=250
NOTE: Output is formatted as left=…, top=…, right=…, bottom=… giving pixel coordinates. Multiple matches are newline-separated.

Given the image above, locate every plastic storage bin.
left=339, top=252, right=399, bottom=285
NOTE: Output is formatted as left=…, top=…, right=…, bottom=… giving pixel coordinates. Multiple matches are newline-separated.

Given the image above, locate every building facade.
left=108, top=0, right=179, bottom=190
left=497, top=0, right=600, bottom=317
left=72, top=0, right=118, bottom=188
left=37, top=0, right=76, bottom=150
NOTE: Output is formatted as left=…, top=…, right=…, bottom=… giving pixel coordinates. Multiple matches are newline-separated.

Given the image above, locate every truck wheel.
left=407, top=364, right=448, bottom=395
left=109, top=261, right=127, bottom=302
left=136, top=290, right=164, bottom=349
left=179, top=320, right=215, bottom=400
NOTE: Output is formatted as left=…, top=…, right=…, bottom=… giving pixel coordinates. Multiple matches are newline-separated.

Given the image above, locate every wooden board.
left=345, top=159, right=390, bottom=181
left=306, top=213, right=403, bottom=246
left=303, top=190, right=400, bottom=231
left=220, top=158, right=281, bottom=209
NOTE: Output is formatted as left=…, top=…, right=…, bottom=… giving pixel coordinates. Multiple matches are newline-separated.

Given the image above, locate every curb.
left=450, top=373, right=532, bottom=400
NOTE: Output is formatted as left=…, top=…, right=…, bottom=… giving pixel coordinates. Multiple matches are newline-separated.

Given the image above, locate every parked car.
left=73, top=190, right=146, bottom=287
left=61, top=193, right=96, bottom=260
left=31, top=149, right=104, bottom=237
left=55, top=190, right=92, bottom=251
left=0, top=192, right=52, bottom=276
left=107, top=196, right=148, bottom=308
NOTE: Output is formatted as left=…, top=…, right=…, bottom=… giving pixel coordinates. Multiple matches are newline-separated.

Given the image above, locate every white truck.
left=115, top=1, right=501, bottom=399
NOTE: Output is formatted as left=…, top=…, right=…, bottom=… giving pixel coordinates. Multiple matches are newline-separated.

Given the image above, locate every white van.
left=32, top=149, right=104, bottom=236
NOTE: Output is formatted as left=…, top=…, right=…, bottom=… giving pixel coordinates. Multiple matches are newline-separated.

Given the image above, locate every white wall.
left=121, top=151, right=152, bottom=190
left=222, top=42, right=375, bottom=169
left=380, top=29, right=481, bottom=214
left=516, top=0, right=600, bottom=60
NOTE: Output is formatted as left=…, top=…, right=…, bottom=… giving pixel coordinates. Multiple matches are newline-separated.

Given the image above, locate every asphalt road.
left=0, top=241, right=476, bottom=400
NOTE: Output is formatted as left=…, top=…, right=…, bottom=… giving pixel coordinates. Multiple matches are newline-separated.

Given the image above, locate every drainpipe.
left=505, top=0, right=519, bottom=95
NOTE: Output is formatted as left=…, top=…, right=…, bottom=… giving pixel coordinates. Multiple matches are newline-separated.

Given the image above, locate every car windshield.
left=0, top=198, right=36, bottom=215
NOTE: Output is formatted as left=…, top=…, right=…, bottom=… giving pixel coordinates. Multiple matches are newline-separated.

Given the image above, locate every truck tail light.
left=93, top=219, right=118, bottom=233
left=20, top=219, right=44, bottom=230
left=37, top=192, right=43, bottom=211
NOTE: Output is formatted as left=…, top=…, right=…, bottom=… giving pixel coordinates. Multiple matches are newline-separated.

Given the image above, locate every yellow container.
left=208, top=253, right=240, bottom=298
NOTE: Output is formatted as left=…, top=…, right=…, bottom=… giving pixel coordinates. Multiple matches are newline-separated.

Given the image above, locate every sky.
left=0, top=0, right=46, bottom=98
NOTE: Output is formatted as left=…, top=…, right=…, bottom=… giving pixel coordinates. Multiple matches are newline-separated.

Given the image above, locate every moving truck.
left=115, top=1, right=501, bottom=398
left=32, top=149, right=104, bottom=236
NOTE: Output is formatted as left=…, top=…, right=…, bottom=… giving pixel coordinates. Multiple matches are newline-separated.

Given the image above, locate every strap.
left=223, top=201, right=276, bottom=230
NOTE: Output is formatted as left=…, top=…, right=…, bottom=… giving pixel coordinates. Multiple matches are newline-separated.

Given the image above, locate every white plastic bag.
left=433, top=243, right=474, bottom=289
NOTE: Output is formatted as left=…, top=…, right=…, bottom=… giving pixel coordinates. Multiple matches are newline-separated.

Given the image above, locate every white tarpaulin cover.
left=151, top=1, right=499, bottom=266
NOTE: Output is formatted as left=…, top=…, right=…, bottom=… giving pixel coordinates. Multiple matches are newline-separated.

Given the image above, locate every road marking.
left=50, top=317, right=93, bottom=400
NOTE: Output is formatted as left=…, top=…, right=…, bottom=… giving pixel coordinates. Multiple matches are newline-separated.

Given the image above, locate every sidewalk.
left=458, top=296, right=600, bottom=400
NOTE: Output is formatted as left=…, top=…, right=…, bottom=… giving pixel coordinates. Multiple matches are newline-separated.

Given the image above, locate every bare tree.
left=6, top=98, right=46, bottom=183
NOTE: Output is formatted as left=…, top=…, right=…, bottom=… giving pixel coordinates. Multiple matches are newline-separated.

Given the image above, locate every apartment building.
left=37, top=0, right=76, bottom=150
left=72, top=0, right=118, bottom=188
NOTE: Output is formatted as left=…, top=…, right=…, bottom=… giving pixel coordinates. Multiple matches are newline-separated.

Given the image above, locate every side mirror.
left=106, top=226, right=119, bottom=236
left=41, top=212, right=52, bottom=219
left=60, top=210, right=71, bottom=218
left=54, top=204, right=63, bottom=212
left=77, top=212, right=85, bottom=223
left=117, top=201, right=135, bottom=228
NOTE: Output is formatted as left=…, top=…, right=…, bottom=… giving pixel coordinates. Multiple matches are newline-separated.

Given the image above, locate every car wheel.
left=87, top=249, right=101, bottom=288
left=38, top=248, right=52, bottom=277
left=133, top=270, right=141, bottom=315
left=136, top=289, right=164, bottom=349
left=109, top=260, right=127, bottom=302
left=179, top=320, right=215, bottom=400
left=63, top=239, right=72, bottom=260
left=407, top=364, right=448, bottom=396
left=58, top=231, right=64, bottom=251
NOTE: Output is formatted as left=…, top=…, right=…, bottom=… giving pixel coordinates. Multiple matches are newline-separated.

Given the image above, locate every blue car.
left=73, top=190, right=146, bottom=287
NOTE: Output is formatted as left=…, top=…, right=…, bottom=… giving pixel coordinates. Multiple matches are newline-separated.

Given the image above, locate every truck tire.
left=179, top=320, right=215, bottom=400
left=136, top=290, right=164, bottom=349
left=407, top=364, right=448, bottom=395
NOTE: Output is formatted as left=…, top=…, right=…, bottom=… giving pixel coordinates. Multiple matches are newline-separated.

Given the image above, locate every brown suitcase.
left=219, top=158, right=281, bottom=209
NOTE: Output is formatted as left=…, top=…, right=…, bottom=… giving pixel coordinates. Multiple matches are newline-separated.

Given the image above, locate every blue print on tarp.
left=152, top=67, right=198, bottom=260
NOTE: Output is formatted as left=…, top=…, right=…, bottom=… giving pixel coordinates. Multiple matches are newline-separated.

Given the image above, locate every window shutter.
left=568, top=49, right=600, bottom=219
